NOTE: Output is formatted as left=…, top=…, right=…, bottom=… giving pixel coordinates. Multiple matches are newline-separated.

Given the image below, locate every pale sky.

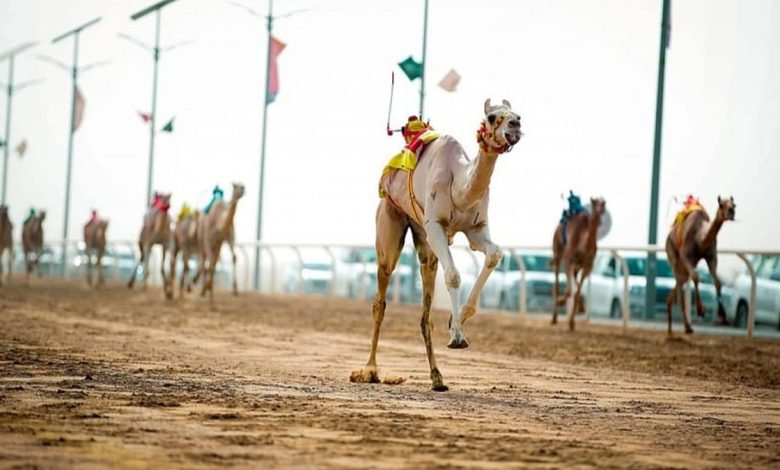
left=1, top=0, right=779, bottom=254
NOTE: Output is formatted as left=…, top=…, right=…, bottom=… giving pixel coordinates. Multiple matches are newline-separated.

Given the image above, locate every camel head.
left=231, top=182, right=245, bottom=201
left=589, top=197, right=606, bottom=217
left=160, top=193, right=172, bottom=207
left=478, top=98, right=523, bottom=155
left=38, top=209, right=47, bottom=222
left=716, top=196, right=736, bottom=221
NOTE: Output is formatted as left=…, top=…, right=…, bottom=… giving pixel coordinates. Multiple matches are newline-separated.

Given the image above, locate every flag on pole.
left=438, top=69, right=461, bottom=92
left=266, top=36, right=286, bottom=104
left=16, top=140, right=27, bottom=158
left=72, top=87, right=85, bottom=132
left=138, top=111, right=152, bottom=123
left=161, top=117, right=175, bottom=133
left=0, top=139, right=5, bottom=148
left=398, top=56, right=422, bottom=81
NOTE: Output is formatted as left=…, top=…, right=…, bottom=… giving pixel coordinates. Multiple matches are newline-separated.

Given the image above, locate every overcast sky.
left=1, top=0, right=778, bottom=255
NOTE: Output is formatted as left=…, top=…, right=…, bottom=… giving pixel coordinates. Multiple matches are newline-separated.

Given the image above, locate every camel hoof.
left=186, top=285, right=192, bottom=293
left=569, top=323, right=575, bottom=332
left=447, top=337, right=469, bottom=349
left=685, top=326, right=694, bottom=334
left=349, top=367, right=380, bottom=384
left=551, top=317, right=558, bottom=325
left=432, top=384, right=449, bottom=392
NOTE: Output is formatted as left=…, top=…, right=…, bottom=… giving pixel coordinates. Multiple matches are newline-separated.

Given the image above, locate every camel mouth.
left=505, top=132, right=521, bottom=146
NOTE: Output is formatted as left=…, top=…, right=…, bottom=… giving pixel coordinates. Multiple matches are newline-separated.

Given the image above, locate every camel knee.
left=485, top=245, right=502, bottom=269
left=444, top=268, right=461, bottom=289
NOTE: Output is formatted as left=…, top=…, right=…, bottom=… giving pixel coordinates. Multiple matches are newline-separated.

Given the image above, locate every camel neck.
left=700, top=214, right=724, bottom=250
left=456, top=148, right=498, bottom=209
left=221, top=197, right=239, bottom=232
left=585, top=213, right=601, bottom=248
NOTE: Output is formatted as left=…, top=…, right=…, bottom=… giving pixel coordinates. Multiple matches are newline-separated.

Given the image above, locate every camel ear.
left=484, top=99, right=492, bottom=115
left=717, top=195, right=722, bottom=204
left=502, top=99, right=512, bottom=109
left=730, top=195, right=734, bottom=203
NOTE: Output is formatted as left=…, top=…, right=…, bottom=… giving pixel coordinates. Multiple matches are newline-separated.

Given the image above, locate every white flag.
left=438, top=69, right=461, bottom=92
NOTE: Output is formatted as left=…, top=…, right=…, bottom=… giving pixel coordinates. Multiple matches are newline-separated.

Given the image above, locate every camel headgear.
left=401, top=115, right=431, bottom=145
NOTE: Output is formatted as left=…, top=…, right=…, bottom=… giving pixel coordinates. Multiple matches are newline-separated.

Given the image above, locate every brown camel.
left=127, top=193, right=173, bottom=299
left=169, top=205, right=201, bottom=299
left=665, top=196, right=735, bottom=335
left=353, top=99, right=522, bottom=391
left=199, top=182, right=244, bottom=302
left=22, top=209, right=46, bottom=284
left=0, top=205, right=13, bottom=286
left=551, top=198, right=606, bottom=330
left=83, top=214, right=109, bottom=287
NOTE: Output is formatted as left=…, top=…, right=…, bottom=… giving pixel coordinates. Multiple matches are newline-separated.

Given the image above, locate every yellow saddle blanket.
left=673, top=203, right=704, bottom=248
left=378, top=130, right=440, bottom=198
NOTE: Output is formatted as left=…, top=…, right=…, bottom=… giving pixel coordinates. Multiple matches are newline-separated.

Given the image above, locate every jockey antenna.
left=385, top=72, right=403, bottom=136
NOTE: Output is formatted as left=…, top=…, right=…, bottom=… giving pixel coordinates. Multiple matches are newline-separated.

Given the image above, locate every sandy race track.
left=0, top=279, right=778, bottom=469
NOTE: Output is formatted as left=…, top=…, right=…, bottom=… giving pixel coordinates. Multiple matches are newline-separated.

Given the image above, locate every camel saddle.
left=673, top=202, right=704, bottom=249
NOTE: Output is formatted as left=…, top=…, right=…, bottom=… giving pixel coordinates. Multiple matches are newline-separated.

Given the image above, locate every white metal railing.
left=5, top=240, right=777, bottom=339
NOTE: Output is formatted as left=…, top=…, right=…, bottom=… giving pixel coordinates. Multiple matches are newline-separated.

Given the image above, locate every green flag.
left=398, top=56, right=422, bottom=81
left=161, top=117, right=175, bottom=133
left=0, top=139, right=5, bottom=148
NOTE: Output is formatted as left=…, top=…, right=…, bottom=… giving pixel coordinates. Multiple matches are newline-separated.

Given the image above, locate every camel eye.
left=487, top=114, right=496, bottom=125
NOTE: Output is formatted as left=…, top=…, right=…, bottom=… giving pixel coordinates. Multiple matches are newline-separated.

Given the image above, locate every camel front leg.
left=127, top=242, right=144, bottom=289
left=705, top=256, right=728, bottom=324
left=461, top=225, right=502, bottom=325
left=551, top=261, right=560, bottom=324
left=567, top=267, right=590, bottom=331
left=96, top=248, right=105, bottom=286
left=424, top=220, right=465, bottom=349
left=228, top=239, right=238, bottom=296
left=141, top=243, right=152, bottom=290
left=666, top=282, right=679, bottom=336
left=86, top=249, right=94, bottom=286
left=161, top=245, right=173, bottom=300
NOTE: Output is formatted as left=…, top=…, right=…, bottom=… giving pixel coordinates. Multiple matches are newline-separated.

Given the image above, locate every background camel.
left=353, top=99, right=522, bottom=392
left=127, top=193, right=173, bottom=299
left=169, top=206, right=201, bottom=298
left=551, top=197, right=606, bottom=331
left=83, top=216, right=109, bottom=287
left=199, top=182, right=244, bottom=302
left=665, top=196, right=735, bottom=335
left=0, top=205, right=12, bottom=286
left=22, top=210, right=46, bottom=284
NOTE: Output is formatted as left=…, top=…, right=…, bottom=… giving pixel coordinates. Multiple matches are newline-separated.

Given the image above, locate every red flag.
left=438, top=69, right=461, bottom=92
left=138, top=111, right=152, bottom=123
left=267, top=36, right=286, bottom=104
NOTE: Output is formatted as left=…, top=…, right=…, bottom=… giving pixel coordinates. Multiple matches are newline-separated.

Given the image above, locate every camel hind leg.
left=86, top=249, right=94, bottom=286
left=551, top=259, right=560, bottom=324
left=127, top=241, right=145, bottom=289
left=352, top=199, right=408, bottom=385
left=228, top=237, right=238, bottom=296
left=412, top=224, right=447, bottom=391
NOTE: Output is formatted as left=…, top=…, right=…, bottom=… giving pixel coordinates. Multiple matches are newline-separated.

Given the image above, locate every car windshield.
left=625, top=257, right=674, bottom=278
left=506, top=255, right=553, bottom=272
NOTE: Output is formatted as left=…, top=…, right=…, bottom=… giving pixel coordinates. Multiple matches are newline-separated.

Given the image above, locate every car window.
left=505, top=254, right=552, bottom=272
left=622, top=257, right=674, bottom=278
left=757, top=256, right=776, bottom=279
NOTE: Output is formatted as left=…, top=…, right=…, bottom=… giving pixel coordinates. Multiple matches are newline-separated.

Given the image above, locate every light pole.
left=0, top=41, right=37, bottom=206
left=645, top=0, right=671, bottom=319
left=47, top=17, right=101, bottom=274
left=419, top=0, right=429, bottom=117
left=229, top=1, right=306, bottom=291
left=128, top=0, right=180, bottom=206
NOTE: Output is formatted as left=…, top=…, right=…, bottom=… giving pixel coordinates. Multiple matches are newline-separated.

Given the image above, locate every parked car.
left=341, top=248, right=421, bottom=303
left=725, top=255, right=780, bottom=329
left=587, top=253, right=721, bottom=321
left=284, top=259, right=333, bottom=295
left=497, top=250, right=566, bottom=313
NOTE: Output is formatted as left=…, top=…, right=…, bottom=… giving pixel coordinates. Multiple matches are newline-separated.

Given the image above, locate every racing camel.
left=665, top=195, right=735, bottom=335
left=199, top=183, right=244, bottom=303
left=169, top=204, right=200, bottom=299
left=353, top=99, right=523, bottom=391
left=83, top=211, right=109, bottom=287
left=0, top=205, right=12, bottom=286
left=128, top=193, right=173, bottom=299
left=22, top=209, right=46, bottom=284
left=551, top=194, right=607, bottom=331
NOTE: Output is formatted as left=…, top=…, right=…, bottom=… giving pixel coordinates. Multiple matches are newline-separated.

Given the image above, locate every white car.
left=726, top=255, right=780, bottom=329
left=497, top=250, right=566, bottom=314
left=587, top=252, right=721, bottom=321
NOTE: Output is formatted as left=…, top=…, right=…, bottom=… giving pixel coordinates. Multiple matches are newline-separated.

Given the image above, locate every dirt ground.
left=0, top=279, right=778, bottom=469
